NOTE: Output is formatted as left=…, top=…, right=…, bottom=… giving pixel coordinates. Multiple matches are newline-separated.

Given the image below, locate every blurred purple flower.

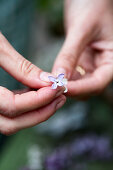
left=71, top=135, right=113, bottom=160
left=90, top=137, right=113, bottom=160
left=45, top=147, right=71, bottom=170
left=45, top=134, right=113, bottom=170
left=48, top=73, right=68, bottom=93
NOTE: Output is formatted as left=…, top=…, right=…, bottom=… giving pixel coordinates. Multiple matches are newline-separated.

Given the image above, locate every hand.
left=52, top=0, right=113, bottom=98
left=0, top=33, right=66, bottom=135
left=0, top=87, right=66, bottom=135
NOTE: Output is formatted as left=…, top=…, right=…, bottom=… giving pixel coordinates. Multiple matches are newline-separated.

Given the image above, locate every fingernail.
left=40, top=72, right=51, bottom=82
left=56, top=88, right=65, bottom=97
left=55, top=68, right=70, bottom=79
left=55, top=68, right=66, bottom=76
left=56, top=97, right=66, bottom=110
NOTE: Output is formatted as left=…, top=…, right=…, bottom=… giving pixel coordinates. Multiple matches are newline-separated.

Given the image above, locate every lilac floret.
left=48, top=73, right=68, bottom=93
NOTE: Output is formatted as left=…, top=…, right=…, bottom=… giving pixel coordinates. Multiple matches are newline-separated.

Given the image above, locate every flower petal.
left=48, top=76, right=56, bottom=82
left=58, top=73, right=64, bottom=80
left=64, top=86, right=68, bottom=93
left=51, top=83, right=57, bottom=89
left=62, top=78, right=68, bottom=85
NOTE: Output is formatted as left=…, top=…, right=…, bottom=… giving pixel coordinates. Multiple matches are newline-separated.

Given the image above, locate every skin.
left=0, top=33, right=66, bottom=135
left=52, top=0, right=113, bottom=98
left=1, top=0, right=113, bottom=134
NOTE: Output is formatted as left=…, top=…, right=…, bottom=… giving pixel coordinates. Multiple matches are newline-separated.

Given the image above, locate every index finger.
left=0, top=86, right=64, bottom=117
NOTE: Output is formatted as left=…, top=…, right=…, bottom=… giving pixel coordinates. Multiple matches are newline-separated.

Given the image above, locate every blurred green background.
left=0, top=0, right=113, bottom=170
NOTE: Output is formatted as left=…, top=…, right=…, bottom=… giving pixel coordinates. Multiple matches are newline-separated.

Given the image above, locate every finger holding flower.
left=0, top=33, right=66, bottom=135
left=52, top=0, right=113, bottom=98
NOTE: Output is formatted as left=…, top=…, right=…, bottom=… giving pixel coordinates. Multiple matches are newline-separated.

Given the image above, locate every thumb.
left=52, top=27, right=93, bottom=79
left=0, top=33, right=50, bottom=88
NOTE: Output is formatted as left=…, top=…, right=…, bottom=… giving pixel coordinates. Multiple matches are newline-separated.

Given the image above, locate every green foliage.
left=87, top=162, right=113, bottom=170
left=35, top=0, right=64, bottom=36
left=87, top=96, right=113, bottom=135
left=0, top=129, right=36, bottom=170
left=36, top=0, right=62, bottom=11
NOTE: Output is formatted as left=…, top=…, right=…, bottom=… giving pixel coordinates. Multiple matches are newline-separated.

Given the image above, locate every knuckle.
left=4, top=109, right=16, bottom=118
left=0, top=109, right=16, bottom=118
left=19, top=58, right=34, bottom=77
left=0, top=122, right=17, bottom=136
left=0, top=87, right=16, bottom=117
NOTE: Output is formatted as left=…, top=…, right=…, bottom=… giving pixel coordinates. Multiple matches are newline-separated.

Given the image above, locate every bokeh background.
left=0, top=0, right=113, bottom=170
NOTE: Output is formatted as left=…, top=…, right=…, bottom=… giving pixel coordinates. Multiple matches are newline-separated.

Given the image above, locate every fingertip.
left=52, top=67, right=66, bottom=76
left=40, top=71, right=52, bottom=82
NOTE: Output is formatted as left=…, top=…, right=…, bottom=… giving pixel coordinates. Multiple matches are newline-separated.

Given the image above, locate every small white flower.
left=48, top=73, right=68, bottom=93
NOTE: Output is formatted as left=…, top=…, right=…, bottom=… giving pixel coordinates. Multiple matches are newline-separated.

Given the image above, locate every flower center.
left=56, top=80, right=59, bottom=84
